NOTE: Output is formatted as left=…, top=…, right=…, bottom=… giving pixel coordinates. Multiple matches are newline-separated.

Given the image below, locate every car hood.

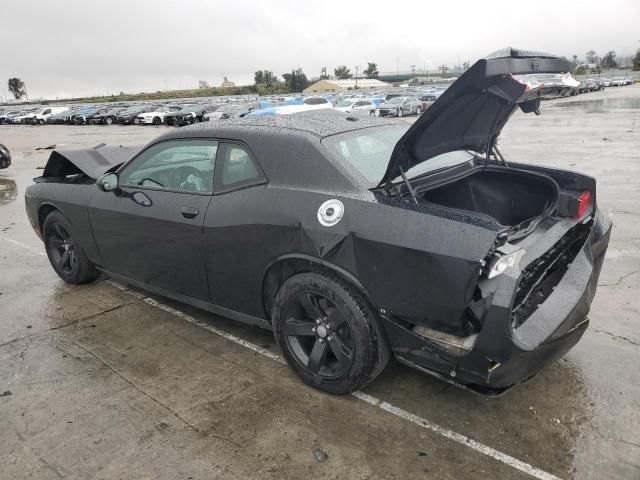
left=42, top=145, right=143, bottom=179
left=378, top=47, right=578, bottom=186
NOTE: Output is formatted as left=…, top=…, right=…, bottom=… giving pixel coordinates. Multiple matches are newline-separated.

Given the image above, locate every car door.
left=89, top=138, right=218, bottom=301
left=202, top=141, right=268, bottom=317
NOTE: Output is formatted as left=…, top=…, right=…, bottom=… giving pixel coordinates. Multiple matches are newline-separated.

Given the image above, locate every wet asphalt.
left=0, top=85, right=638, bottom=480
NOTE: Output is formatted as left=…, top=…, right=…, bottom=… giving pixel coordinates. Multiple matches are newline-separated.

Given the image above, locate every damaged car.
left=24, top=48, right=611, bottom=396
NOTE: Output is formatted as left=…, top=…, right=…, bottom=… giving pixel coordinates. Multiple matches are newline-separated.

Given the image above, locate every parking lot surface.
left=1, top=86, right=639, bottom=479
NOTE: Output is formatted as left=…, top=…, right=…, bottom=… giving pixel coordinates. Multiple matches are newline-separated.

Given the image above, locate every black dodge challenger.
left=25, top=49, right=611, bottom=395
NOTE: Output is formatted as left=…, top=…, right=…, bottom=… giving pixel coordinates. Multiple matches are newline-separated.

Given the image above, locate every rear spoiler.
left=42, top=144, right=142, bottom=179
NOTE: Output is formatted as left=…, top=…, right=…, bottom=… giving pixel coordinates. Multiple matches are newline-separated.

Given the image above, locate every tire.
left=43, top=211, right=98, bottom=285
left=416, top=106, right=422, bottom=115
left=397, top=108, right=404, bottom=117
left=104, top=116, right=114, bottom=125
left=152, top=116, right=161, bottom=125
left=272, top=272, right=390, bottom=395
left=38, top=119, right=45, bottom=125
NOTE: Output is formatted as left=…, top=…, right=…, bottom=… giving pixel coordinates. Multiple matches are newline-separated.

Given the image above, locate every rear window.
left=323, top=126, right=476, bottom=187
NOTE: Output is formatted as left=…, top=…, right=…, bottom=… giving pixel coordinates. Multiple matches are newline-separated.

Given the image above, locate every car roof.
left=160, top=110, right=404, bottom=140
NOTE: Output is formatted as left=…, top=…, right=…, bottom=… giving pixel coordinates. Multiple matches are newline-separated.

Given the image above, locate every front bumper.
left=381, top=210, right=612, bottom=394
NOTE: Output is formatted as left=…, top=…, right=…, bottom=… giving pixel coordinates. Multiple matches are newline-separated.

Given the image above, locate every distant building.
left=198, top=80, right=210, bottom=89
left=303, top=78, right=389, bottom=94
left=220, top=77, right=235, bottom=88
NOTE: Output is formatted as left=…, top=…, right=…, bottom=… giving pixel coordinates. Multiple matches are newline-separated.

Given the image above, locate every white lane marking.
left=0, top=236, right=47, bottom=257
left=11, top=240, right=561, bottom=480
left=353, top=391, right=561, bottom=480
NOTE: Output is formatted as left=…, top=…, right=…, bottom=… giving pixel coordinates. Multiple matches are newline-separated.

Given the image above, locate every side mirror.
left=97, top=172, right=119, bottom=192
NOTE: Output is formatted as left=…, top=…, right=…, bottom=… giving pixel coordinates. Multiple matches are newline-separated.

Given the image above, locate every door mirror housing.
left=97, top=172, right=119, bottom=192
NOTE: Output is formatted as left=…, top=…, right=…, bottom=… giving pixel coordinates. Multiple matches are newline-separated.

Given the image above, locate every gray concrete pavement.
left=1, top=86, right=638, bottom=479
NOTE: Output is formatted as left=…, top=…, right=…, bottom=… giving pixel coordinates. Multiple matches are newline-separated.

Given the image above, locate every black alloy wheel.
left=104, top=116, right=114, bottom=125
left=43, top=211, right=98, bottom=284
left=273, top=272, right=390, bottom=394
left=152, top=116, right=161, bottom=125
left=282, top=290, right=356, bottom=378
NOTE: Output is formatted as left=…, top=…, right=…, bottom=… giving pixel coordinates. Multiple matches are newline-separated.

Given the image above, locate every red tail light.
left=575, top=191, right=591, bottom=218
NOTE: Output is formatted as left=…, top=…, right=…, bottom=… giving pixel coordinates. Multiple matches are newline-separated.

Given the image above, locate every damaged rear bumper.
left=380, top=210, right=612, bottom=395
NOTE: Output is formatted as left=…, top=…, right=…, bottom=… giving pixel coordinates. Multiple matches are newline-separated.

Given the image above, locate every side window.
left=42, top=109, right=51, bottom=115
left=220, top=144, right=262, bottom=188
left=119, top=139, right=218, bottom=193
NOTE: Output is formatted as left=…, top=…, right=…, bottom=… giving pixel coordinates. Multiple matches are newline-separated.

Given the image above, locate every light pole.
left=355, top=66, right=359, bottom=89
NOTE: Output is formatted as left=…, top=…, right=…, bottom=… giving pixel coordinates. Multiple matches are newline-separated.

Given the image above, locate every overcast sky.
left=1, top=0, right=638, bottom=99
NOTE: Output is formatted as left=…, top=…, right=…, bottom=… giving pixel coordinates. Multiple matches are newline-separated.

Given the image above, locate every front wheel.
left=272, top=272, right=389, bottom=395
left=152, top=116, right=161, bottom=125
left=104, top=116, right=114, bottom=125
left=397, top=108, right=404, bottom=117
left=43, top=211, right=98, bottom=284
left=416, top=106, right=422, bottom=115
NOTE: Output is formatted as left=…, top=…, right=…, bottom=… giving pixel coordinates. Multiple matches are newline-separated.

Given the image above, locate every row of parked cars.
left=4, top=76, right=631, bottom=127
left=0, top=90, right=441, bottom=127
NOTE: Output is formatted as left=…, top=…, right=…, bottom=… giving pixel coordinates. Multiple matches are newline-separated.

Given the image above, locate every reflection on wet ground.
left=552, top=95, right=640, bottom=112
left=0, top=177, right=17, bottom=204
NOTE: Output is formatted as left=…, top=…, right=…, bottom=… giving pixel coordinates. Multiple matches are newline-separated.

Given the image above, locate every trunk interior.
left=419, top=168, right=558, bottom=227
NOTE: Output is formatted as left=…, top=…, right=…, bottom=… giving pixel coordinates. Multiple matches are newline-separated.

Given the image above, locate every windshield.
left=336, top=100, right=354, bottom=107
left=387, top=97, right=404, bottom=104
left=323, top=125, right=476, bottom=187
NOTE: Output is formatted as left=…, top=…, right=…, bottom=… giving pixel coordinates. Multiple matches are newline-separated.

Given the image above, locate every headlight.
left=486, top=249, right=526, bottom=279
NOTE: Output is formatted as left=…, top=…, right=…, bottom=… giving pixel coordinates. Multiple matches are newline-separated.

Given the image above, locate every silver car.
left=375, top=96, right=422, bottom=117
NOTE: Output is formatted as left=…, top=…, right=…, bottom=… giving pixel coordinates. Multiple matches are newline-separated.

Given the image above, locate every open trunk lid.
left=378, top=47, right=578, bottom=187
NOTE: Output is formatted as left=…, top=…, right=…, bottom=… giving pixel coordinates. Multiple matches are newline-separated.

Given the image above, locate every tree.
left=585, top=50, right=597, bottom=64
left=601, top=51, right=617, bottom=69
left=8, top=78, right=26, bottom=99
left=281, top=68, right=308, bottom=93
left=254, top=70, right=276, bottom=86
left=633, top=49, right=640, bottom=71
left=334, top=66, right=352, bottom=79
left=363, top=62, right=379, bottom=79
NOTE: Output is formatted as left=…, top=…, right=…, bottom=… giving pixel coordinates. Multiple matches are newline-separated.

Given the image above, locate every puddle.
left=552, top=97, right=640, bottom=113
left=0, top=177, right=17, bottom=204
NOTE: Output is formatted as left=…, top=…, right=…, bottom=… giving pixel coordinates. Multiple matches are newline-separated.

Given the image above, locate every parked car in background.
left=601, top=78, right=612, bottom=87
left=69, top=106, right=99, bottom=125
left=136, top=105, right=182, bottom=125
left=376, top=96, right=422, bottom=117
left=91, top=106, right=129, bottom=125
left=0, top=110, right=22, bottom=124
left=248, top=97, right=333, bottom=116
left=47, top=106, right=85, bottom=125
left=23, top=106, right=69, bottom=125
left=334, top=99, right=376, bottom=115
left=115, top=105, right=161, bottom=125
left=164, top=104, right=205, bottom=126
left=204, top=102, right=259, bottom=120
left=12, top=108, right=40, bottom=124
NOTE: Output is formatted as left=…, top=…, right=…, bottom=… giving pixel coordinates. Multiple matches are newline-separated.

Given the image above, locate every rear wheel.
left=416, top=106, right=422, bottom=115
left=38, top=119, right=45, bottom=125
left=152, top=116, right=161, bottom=125
left=272, top=272, right=389, bottom=395
left=104, top=116, right=114, bottom=125
left=43, top=211, right=98, bottom=284
left=397, top=108, right=404, bottom=117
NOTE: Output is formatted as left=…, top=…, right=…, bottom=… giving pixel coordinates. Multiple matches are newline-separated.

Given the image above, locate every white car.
left=31, top=106, right=69, bottom=125
left=136, top=106, right=182, bottom=125
left=601, top=78, right=612, bottom=87
left=334, top=99, right=376, bottom=115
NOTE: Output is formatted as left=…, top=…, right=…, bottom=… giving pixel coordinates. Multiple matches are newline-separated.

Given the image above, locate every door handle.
left=180, top=207, right=199, bottom=219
